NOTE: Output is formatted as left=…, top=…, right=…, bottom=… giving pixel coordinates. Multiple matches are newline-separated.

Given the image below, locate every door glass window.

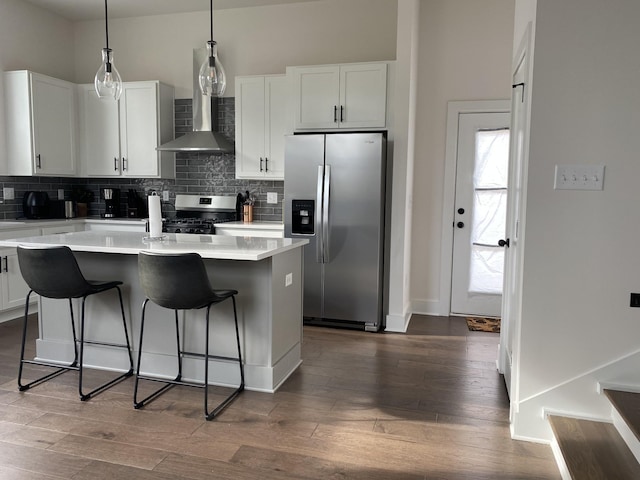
left=469, top=128, right=510, bottom=294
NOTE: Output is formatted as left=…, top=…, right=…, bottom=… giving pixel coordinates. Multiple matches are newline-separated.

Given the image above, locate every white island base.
left=6, top=232, right=306, bottom=393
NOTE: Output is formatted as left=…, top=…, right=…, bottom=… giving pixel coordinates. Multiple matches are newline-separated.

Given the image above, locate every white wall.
left=512, top=0, right=640, bottom=440
left=0, top=0, right=75, bottom=173
left=73, top=0, right=398, bottom=98
left=409, top=0, right=515, bottom=315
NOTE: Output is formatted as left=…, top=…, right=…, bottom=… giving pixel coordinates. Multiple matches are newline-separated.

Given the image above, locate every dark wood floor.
left=0, top=314, right=560, bottom=479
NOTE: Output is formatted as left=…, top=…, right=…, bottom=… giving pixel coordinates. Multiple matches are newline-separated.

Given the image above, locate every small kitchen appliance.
left=102, top=188, right=120, bottom=218
left=162, top=195, right=238, bottom=234
left=22, top=191, right=50, bottom=219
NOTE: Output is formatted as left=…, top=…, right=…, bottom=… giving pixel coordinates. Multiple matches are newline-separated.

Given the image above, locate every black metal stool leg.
left=134, top=301, right=181, bottom=409
left=18, top=291, right=78, bottom=392
left=79, top=290, right=135, bottom=401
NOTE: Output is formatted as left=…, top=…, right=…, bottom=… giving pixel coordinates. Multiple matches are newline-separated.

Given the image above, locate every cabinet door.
left=0, top=250, right=31, bottom=311
left=31, top=74, right=76, bottom=175
left=119, top=83, right=160, bottom=177
left=79, top=84, right=122, bottom=176
left=235, top=76, right=266, bottom=178
left=264, top=76, right=287, bottom=179
left=291, top=66, right=340, bottom=130
left=339, top=63, right=387, bottom=129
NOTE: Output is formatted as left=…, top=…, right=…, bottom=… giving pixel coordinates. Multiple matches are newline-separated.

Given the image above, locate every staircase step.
left=604, top=389, right=640, bottom=443
left=548, top=415, right=640, bottom=479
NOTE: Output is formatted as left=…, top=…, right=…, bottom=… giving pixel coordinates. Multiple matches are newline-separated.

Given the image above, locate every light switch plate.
left=58, top=189, right=65, bottom=200
left=285, top=273, right=293, bottom=286
left=554, top=165, right=605, bottom=190
left=3, top=187, right=14, bottom=200
left=267, top=192, right=278, bottom=204
left=162, top=190, right=170, bottom=201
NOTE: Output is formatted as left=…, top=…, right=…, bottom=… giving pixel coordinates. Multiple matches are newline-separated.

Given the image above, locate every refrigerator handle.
left=316, top=165, right=324, bottom=263
left=323, top=165, right=331, bottom=262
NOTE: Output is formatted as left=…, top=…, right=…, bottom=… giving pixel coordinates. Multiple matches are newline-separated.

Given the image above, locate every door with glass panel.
left=451, top=112, right=510, bottom=317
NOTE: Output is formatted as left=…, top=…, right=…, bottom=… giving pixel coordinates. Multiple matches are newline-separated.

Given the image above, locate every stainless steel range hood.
left=157, top=48, right=234, bottom=153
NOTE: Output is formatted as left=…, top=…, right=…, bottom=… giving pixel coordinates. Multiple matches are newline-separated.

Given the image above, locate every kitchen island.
left=0, top=231, right=308, bottom=392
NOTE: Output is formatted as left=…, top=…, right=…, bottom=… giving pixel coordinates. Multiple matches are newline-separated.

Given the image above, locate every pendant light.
left=94, top=0, right=122, bottom=101
left=198, top=0, right=226, bottom=97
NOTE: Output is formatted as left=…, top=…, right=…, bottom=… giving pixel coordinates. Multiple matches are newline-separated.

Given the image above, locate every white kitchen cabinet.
left=4, top=71, right=76, bottom=176
left=235, top=75, right=287, bottom=180
left=288, top=63, right=387, bottom=130
left=0, top=228, right=41, bottom=321
left=78, top=81, right=175, bottom=178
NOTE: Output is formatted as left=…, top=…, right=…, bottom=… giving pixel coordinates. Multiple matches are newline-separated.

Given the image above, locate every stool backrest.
left=17, top=245, right=91, bottom=299
left=138, top=251, right=215, bottom=310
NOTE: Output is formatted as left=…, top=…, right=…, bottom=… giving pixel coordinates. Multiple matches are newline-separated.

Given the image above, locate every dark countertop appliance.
left=23, top=191, right=50, bottom=219
left=102, top=188, right=120, bottom=218
left=162, top=195, right=238, bottom=234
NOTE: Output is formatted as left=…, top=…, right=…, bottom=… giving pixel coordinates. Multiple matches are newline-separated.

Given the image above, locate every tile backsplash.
left=0, top=97, right=284, bottom=221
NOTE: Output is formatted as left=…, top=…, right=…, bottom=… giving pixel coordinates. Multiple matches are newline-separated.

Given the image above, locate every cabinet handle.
left=114, top=157, right=119, bottom=171
left=36, top=154, right=42, bottom=169
left=260, top=157, right=263, bottom=172
left=3, top=256, right=7, bottom=273
left=340, top=105, right=344, bottom=123
left=333, top=105, right=338, bottom=123
left=265, top=157, right=269, bottom=172
left=122, top=157, right=127, bottom=171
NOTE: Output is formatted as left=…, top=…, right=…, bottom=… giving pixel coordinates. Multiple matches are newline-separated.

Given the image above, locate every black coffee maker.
left=23, top=191, right=50, bottom=219
left=102, top=188, right=120, bottom=218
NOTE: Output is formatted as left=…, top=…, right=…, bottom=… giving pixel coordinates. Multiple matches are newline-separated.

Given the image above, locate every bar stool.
left=16, top=245, right=134, bottom=400
left=134, top=251, right=244, bottom=420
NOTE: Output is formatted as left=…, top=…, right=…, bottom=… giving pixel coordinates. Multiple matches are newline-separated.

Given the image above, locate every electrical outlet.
left=267, top=192, right=278, bottom=204
left=162, top=191, right=169, bottom=201
left=630, top=293, right=640, bottom=308
left=2, top=187, right=14, bottom=200
left=58, top=189, right=65, bottom=200
left=285, top=273, right=293, bottom=287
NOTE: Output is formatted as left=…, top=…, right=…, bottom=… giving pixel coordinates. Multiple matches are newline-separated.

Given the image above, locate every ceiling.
left=23, top=0, right=322, bottom=21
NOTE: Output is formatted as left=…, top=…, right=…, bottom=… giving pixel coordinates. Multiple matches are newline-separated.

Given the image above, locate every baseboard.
left=0, top=302, right=37, bottom=324
left=597, top=381, right=640, bottom=395
left=550, top=437, right=572, bottom=480
left=409, top=298, right=443, bottom=316
left=611, top=405, right=640, bottom=464
left=385, top=312, right=411, bottom=332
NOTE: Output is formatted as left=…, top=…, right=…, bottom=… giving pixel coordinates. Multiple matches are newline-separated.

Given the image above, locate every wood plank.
left=604, top=389, right=640, bottom=443
left=549, top=415, right=640, bottom=479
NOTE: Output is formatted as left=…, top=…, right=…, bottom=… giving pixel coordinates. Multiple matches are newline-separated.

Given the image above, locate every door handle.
left=3, top=256, right=7, bottom=273
left=316, top=166, right=324, bottom=263
left=260, top=157, right=263, bottom=172
left=322, top=165, right=331, bottom=262
left=456, top=222, right=464, bottom=228
left=340, top=105, right=344, bottom=123
left=265, top=157, right=268, bottom=172
left=36, top=154, right=42, bottom=169
left=122, top=157, right=127, bottom=171
left=114, top=157, right=119, bottom=171
left=333, top=105, right=338, bottom=123
left=498, top=238, right=510, bottom=248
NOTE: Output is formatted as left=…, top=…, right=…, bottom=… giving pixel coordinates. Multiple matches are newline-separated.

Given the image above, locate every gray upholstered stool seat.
left=17, top=245, right=134, bottom=401
left=134, top=251, right=244, bottom=420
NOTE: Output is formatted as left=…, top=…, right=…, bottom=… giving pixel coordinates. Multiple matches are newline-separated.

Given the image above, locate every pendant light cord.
left=104, top=0, right=110, bottom=49
left=209, top=0, right=213, bottom=42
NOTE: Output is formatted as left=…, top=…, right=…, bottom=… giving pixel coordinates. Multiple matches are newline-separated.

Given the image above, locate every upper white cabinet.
left=78, top=81, right=175, bottom=178
left=235, top=75, right=287, bottom=180
left=4, top=71, right=76, bottom=176
left=288, top=62, right=387, bottom=130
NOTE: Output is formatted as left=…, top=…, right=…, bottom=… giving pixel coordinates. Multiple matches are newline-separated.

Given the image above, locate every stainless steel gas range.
left=162, top=195, right=238, bottom=234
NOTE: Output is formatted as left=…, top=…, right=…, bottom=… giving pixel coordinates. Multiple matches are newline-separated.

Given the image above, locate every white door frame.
left=439, top=100, right=510, bottom=316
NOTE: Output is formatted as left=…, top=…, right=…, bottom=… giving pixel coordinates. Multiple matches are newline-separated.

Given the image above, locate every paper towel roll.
left=148, top=194, right=162, bottom=238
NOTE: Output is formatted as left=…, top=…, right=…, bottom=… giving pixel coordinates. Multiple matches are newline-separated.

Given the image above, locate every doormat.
left=466, top=316, right=501, bottom=333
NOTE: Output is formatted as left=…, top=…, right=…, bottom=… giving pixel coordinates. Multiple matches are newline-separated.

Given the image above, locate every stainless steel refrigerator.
left=284, top=133, right=386, bottom=331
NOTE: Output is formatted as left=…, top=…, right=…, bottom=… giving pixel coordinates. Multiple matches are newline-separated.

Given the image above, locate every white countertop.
left=0, top=217, right=147, bottom=230
left=215, top=221, right=284, bottom=230
left=0, top=230, right=307, bottom=261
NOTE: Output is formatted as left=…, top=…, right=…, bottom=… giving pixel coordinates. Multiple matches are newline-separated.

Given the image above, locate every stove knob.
left=175, top=228, right=181, bottom=233
left=187, top=228, right=194, bottom=234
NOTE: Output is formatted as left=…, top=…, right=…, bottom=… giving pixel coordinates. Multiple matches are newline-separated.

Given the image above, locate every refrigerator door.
left=284, top=134, right=325, bottom=319
left=322, top=133, right=385, bottom=326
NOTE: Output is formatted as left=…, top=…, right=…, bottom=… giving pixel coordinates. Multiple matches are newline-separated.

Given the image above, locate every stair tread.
left=549, top=415, right=640, bottom=479
left=604, top=389, right=640, bottom=443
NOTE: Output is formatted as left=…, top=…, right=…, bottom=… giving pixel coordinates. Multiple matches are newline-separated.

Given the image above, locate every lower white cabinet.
left=0, top=248, right=31, bottom=311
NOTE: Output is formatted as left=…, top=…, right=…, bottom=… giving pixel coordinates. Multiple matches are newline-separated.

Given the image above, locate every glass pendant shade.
left=95, top=48, right=122, bottom=101
left=199, top=40, right=226, bottom=97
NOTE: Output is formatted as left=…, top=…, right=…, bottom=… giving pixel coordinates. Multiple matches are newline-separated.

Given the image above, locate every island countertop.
left=0, top=230, right=308, bottom=261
